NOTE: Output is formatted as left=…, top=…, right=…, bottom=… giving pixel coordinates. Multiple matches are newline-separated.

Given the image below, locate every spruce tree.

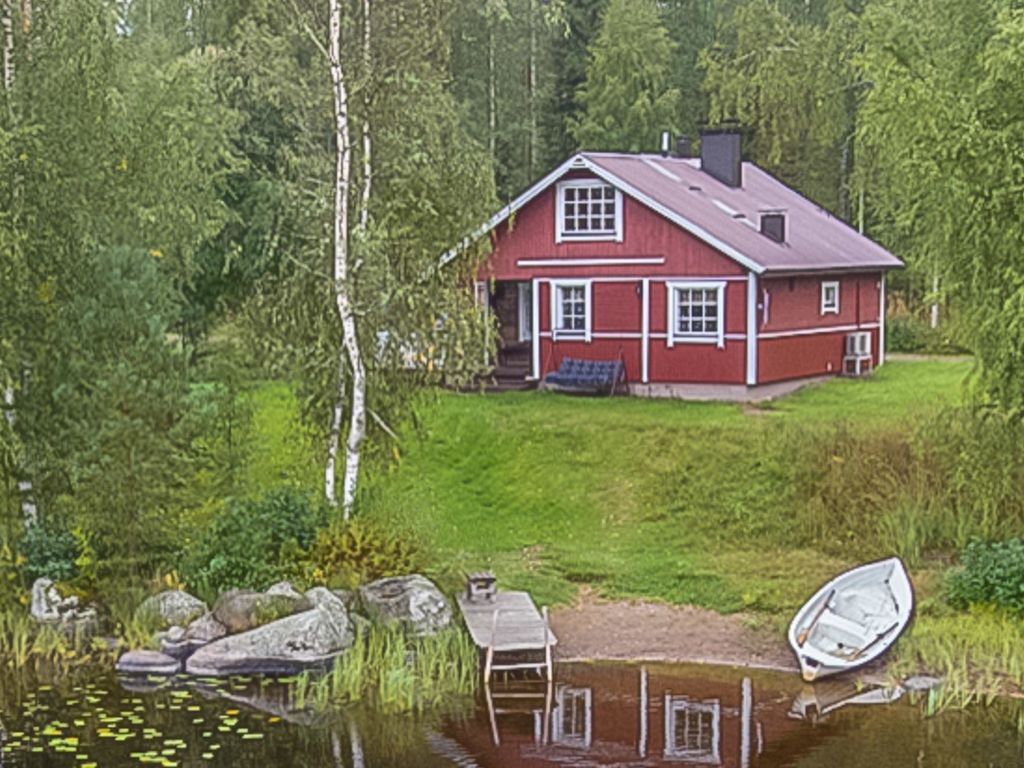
left=570, top=0, right=680, bottom=152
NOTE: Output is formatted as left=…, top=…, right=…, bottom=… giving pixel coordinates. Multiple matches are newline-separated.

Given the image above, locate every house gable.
left=483, top=167, right=747, bottom=282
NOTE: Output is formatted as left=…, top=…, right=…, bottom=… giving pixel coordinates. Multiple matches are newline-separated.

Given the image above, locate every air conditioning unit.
left=846, top=331, right=871, bottom=357
left=843, top=331, right=874, bottom=377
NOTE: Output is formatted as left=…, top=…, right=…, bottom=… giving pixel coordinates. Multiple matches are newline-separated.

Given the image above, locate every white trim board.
left=516, top=257, right=665, bottom=268
left=758, top=322, right=879, bottom=340
left=746, top=274, right=758, bottom=386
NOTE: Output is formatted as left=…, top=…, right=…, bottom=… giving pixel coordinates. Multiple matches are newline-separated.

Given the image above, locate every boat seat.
left=808, top=611, right=872, bottom=657
left=832, top=586, right=896, bottom=634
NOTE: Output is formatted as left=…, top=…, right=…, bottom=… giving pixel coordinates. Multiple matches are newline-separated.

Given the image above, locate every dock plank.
left=456, top=592, right=558, bottom=651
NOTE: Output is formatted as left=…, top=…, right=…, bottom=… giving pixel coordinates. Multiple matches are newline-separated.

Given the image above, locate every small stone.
left=903, top=675, right=943, bottom=692
left=185, top=613, right=228, bottom=644
left=116, top=650, right=182, bottom=676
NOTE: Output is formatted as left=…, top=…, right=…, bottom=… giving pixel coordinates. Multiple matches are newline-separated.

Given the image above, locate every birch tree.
left=323, top=0, right=366, bottom=517
left=240, top=0, right=496, bottom=517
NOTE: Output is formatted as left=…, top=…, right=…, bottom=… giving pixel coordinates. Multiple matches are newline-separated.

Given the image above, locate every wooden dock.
left=456, top=591, right=557, bottom=682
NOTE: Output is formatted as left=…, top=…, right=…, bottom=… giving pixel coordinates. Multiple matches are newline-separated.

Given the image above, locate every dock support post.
left=542, top=606, right=552, bottom=681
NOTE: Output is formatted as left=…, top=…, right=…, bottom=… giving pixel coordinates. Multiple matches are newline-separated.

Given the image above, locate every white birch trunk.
left=527, top=0, right=536, bottom=179
left=487, top=26, right=496, bottom=158
left=324, top=360, right=344, bottom=506
left=930, top=273, right=940, bottom=329
left=2, top=0, right=13, bottom=92
left=359, top=0, right=371, bottom=231
left=348, top=719, right=365, bottom=768
left=328, top=0, right=367, bottom=520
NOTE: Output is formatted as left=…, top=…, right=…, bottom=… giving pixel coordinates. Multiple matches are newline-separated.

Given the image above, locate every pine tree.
left=570, top=0, right=680, bottom=152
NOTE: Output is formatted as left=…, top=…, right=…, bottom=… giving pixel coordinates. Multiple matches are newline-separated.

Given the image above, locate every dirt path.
left=550, top=592, right=797, bottom=672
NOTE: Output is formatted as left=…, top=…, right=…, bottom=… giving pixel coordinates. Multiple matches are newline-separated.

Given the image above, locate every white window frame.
left=551, top=685, right=593, bottom=749
left=664, top=695, right=721, bottom=764
left=667, top=281, right=726, bottom=349
left=555, top=179, right=623, bottom=243
left=517, top=282, right=533, bottom=343
left=821, top=280, right=840, bottom=315
left=551, top=280, right=592, bottom=342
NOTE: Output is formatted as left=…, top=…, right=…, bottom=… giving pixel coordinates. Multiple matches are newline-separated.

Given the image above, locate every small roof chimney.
left=660, top=130, right=671, bottom=157
left=700, top=129, right=742, bottom=188
left=676, top=136, right=692, bottom=158
left=760, top=211, right=786, bottom=243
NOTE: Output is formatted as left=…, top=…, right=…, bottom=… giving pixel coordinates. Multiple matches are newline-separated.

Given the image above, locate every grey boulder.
left=212, top=588, right=311, bottom=634
left=136, top=590, right=207, bottom=629
left=185, top=612, right=228, bottom=644
left=359, top=575, right=452, bottom=636
left=116, top=649, right=182, bottom=676
left=185, top=589, right=354, bottom=676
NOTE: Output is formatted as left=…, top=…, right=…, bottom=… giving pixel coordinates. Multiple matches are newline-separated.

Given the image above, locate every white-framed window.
left=821, top=280, right=840, bottom=314
left=551, top=280, right=591, bottom=342
left=664, top=695, right=721, bottom=764
left=555, top=180, right=623, bottom=243
left=551, top=685, right=593, bottom=749
left=517, top=282, right=533, bottom=343
left=667, top=281, right=726, bottom=348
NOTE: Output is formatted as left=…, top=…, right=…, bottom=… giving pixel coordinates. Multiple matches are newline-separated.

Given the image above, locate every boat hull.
left=788, top=557, right=913, bottom=681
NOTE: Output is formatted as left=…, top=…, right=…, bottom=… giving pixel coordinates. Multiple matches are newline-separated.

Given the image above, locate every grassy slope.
left=358, top=361, right=970, bottom=616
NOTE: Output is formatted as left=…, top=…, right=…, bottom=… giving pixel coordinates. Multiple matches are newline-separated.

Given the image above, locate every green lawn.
left=356, top=360, right=971, bottom=615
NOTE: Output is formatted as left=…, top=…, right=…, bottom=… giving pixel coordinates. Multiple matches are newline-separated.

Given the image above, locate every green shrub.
left=307, top=518, right=422, bottom=589
left=21, top=521, right=81, bottom=583
left=947, top=539, right=1024, bottom=613
left=886, top=314, right=968, bottom=355
left=180, top=488, right=326, bottom=596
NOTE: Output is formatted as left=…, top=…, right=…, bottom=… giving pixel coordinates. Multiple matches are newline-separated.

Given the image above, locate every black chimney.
left=760, top=211, right=786, bottom=243
left=676, top=136, right=692, bottom=158
left=700, top=129, right=742, bottom=188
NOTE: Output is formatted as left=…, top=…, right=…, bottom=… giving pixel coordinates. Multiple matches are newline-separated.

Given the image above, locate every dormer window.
left=556, top=180, right=622, bottom=243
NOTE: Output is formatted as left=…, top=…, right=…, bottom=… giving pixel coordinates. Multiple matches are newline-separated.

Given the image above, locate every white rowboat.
left=787, top=557, right=913, bottom=682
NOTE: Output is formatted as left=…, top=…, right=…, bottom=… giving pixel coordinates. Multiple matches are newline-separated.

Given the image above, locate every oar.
left=797, top=589, right=835, bottom=647
left=851, top=621, right=900, bottom=661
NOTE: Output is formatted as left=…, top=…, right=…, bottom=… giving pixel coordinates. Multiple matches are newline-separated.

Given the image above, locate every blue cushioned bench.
left=541, top=357, right=625, bottom=395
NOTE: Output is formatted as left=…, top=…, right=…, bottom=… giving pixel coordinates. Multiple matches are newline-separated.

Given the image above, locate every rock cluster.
left=115, top=574, right=452, bottom=678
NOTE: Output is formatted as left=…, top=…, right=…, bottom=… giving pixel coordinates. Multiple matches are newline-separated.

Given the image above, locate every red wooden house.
left=465, top=131, right=903, bottom=399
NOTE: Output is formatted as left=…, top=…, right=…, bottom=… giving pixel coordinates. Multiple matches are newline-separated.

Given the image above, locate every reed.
left=0, top=610, right=104, bottom=672
left=294, top=625, right=478, bottom=715
left=893, top=607, right=1024, bottom=712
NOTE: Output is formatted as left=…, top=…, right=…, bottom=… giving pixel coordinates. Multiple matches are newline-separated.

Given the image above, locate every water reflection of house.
left=447, top=664, right=820, bottom=768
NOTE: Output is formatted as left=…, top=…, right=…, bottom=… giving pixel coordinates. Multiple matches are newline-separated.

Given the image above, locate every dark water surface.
left=2, top=662, right=1022, bottom=767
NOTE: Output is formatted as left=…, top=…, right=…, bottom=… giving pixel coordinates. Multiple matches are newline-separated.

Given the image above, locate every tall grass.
left=785, top=408, right=1024, bottom=566
left=0, top=610, right=108, bottom=672
left=892, top=607, right=1024, bottom=711
left=294, top=626, right=478, bottom=715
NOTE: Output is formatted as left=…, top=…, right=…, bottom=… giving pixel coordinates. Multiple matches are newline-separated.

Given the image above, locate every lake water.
left=2, top=662, right=1023, bottom=767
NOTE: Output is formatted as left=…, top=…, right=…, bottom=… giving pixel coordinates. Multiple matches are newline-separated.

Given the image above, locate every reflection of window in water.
left=551, top=685, right=592, bottom=748
left=664, top=695, right=721, bottom=764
